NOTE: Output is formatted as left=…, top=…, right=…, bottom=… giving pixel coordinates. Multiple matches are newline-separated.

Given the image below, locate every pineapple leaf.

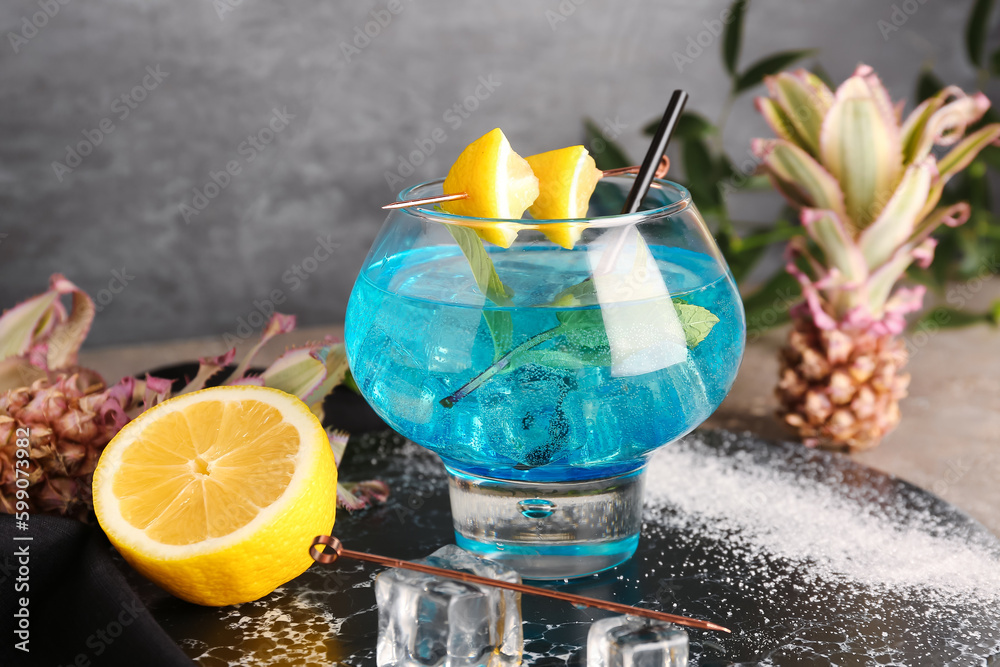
left=909, top=203, right=971, bottom=249
left=756, top=97, right=809, bottom=147
left=230, top=313, right=296, bottom=382
left=0, top=274, right=94, bottom=372
left=937, top=124, right=1000, bottom=183
left=0, top=290, right=62, bottom=363
left=902, top=88, right=992, bottom=166
left=901, top=91, right=945, bottom=165
left=753, top=139, right=846, bottom=216
left=867, top=251, right=915, bottom=314
left=858, top=159, right=935, bottom=269
left=802, top=209, right=867, bottom=282
left=261, top=346, right=329, bottom=400
left=301, top=343, right=350, bottom=407
left=819, top=73, right=903, bottom=228
left=765, top=71, right=834, bottom=156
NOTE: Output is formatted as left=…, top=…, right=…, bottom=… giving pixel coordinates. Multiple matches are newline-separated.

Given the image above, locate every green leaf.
left=682, top=136, right=714, bottom=180
left=674, top=302, right=719, bottom=347
left=718, top=229, right=762, bottom=285
left=722, top=0, right=748, bottom=76
left=979, top=144, right=1000, bottom=171
left=736, top=174, right=773, bottom=190
left=719, top=218, right=804, bottom=286
left=682, top=137, right=721, bottom=211
left=914, top=68, right=945, bottom=103
left=734, top=49, right=816, bottom=94
left=913, top=306, right=994, bottom=331
left=584, top=117, right=631, bottom=170
left=742, top=269, right=801, bottom=339
left=643, top=111, right=715, bottom=139
left=557, top=310, right=611, bottom=353
left=904, top=263, right=942, bottom=293
left=737, top=221, right=804, bottom=250
left=966, top=0, right=996, bottom=67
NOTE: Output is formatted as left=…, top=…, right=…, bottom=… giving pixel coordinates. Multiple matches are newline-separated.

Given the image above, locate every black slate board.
left=122, top=365, right=1000, bottom=666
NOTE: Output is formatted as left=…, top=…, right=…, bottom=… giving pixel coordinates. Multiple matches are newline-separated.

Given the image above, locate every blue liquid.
left=346, top=245, right=744, bottom=482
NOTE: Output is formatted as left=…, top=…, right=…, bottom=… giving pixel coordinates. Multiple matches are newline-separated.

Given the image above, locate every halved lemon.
left=442, top=128, right=539, bottom=248
left=92, top=385, right=337, bottom=607
left=525, top=145, right=604, bottom=249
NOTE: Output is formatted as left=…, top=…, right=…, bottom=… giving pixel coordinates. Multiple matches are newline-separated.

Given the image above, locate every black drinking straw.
left=620, top=89, right=689, bottom=215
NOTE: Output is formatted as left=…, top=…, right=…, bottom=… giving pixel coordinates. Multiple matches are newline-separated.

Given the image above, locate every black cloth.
left=1, top=514, right=194, bottom=667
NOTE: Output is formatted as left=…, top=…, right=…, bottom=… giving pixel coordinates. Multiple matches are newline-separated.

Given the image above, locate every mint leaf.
left=552, top=278, right=597, bottom=307
left=674, top=302, right=719, bottom=347
left=446, top=225, right=513, bottom=359
left=483, top=310, right=513, bottom=356
left=556, top=307, right=602, bottom=329
left=555, top=308, right=610, bottom=350
left=553, top=277, right=720, bottom=349
left=447, top=225, right=510, bottom=305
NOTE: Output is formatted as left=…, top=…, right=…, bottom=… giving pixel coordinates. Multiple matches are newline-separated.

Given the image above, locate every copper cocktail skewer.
left=382, top=192, right=470, bottom=210
left=381, top=156, right=670, bottom=211
left=310, top=534, right=730, bottom=634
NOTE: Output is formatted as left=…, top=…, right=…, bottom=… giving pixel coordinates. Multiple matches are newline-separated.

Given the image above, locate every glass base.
left=445, top=467, right=646, bottom=580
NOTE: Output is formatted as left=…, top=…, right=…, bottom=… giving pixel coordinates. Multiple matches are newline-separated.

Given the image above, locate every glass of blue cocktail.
left=345, top=176, right=745, bottom=579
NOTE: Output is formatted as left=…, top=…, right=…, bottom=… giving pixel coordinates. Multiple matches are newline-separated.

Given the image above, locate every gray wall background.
left=0, top=0, right=993, bottom=350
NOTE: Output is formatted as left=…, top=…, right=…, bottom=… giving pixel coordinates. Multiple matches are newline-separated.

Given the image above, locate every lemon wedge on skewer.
left=525, top=145, right=604, bottom=249
left=441, top=128, right=539, bottom=248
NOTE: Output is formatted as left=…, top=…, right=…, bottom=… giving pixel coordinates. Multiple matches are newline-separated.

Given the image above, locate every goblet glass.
left=345, top=176, right=745, bottom=579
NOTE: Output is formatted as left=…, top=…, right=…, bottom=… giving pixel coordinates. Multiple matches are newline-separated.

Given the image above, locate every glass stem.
left=440, top=325, right=563, bottom=407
